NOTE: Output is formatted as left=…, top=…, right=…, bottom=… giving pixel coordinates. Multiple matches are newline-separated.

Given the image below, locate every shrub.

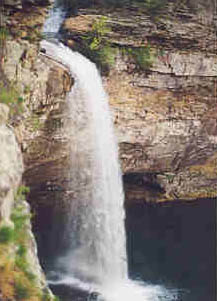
left=11, top=205, right=31, bottom=247
left=16, top=244, right=27, bottom=257
left=132, top=45, right=155, bottom=70
left=0, top=84, right=24, bottom=116
left=0, top=259, right=16, bottom=299
left=91, top=16, right=111, bottom=45
left=93, top=45, right=116, bottom=70
left=42, top=292, right=60, bottom=301
left=15, top=186, right=30, bottom=202
left=11, top=208, right=30, bottom=232
left=81, top=16, right=116, bottom=71
left=0, top=27, right=9, bottom=42
left=0, top=85, right=19, bottom=105
left=123, top=44, right=156, bottom=70
left=0, top=226, right=14, bottom=244
left=15, top=255, right=36, bottom=282
left=15, top=255, right=28, bottom=273
left=14, top=279, right=31, bottom=300
left=42, top=292, right=52, bottom=301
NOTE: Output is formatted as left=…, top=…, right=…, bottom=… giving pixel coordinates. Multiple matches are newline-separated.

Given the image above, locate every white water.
left=41, top=5, right=178, bottom=301
left=41, top=40, right=127, bottom=283
left=43, top=4, right=66, bottom=37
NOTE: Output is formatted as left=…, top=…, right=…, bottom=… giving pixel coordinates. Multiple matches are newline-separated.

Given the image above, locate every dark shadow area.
left=50, top=284, right=91, bottom=301
left=125, top=198, right=216, bottom=301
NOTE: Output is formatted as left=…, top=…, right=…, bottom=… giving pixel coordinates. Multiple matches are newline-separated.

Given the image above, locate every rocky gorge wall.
left=60, top=0, right=217, bottom=203
left=0, top=100, right=52, bottom=299
left=0, top=0, right=73, bottom=299
left=0, top=0, right=216, bottom=298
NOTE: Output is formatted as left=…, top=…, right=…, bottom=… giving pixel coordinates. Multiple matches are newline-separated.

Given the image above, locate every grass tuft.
left=0, top=226, right=14, bottom=244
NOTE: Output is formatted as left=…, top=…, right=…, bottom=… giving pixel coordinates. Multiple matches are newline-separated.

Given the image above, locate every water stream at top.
left=41, top=3, right=178, bottom=301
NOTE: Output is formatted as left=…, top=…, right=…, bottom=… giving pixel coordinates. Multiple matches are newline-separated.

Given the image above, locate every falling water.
left=43, top=3, right=66, bottom=38
left=40, top=40, right=178, bottom=301
left=41, top=4, right=178, bottom=300
left=41, top=40, right=127, bottom=283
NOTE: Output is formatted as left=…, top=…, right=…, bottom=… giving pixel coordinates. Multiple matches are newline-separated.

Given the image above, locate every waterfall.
left=41, top=4, right=178, bottom=301
left=43, top=4, right=66, bottom=38
left=41, top=40, right=127, bottom=284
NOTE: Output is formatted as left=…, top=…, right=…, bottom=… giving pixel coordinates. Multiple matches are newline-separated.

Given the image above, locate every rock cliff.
left=0, top=1, right=71, bottom=299
left=0, top=102, right=53, bottom=300
left=0, top=0, right=216, bottom=218
left=0, top=0, right=216, bottom=298
left=60, top=0, right=217, bottom=202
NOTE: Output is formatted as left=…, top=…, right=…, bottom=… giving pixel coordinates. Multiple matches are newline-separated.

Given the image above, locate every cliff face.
left=0, top=102, right=51, bottom=299
left=0, top=104, right=23, bottom=224
left=1, top=2, right=216, bottom=236
left=0, top=0, right=216, bottom=298
left=0, top=2, right=70, bottom=299
left=61, top=0, right=217, bottom=202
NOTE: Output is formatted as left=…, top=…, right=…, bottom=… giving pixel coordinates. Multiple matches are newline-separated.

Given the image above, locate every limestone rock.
left=3, top=0, right=217, bottom=208
left=0, top=123, right=23, bottom=222
left=0, top=104, right=9, bottom=125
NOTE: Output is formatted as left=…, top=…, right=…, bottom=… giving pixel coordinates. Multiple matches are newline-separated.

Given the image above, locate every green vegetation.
left=11, top=205, right=31, bottom=241
left=42, top=292, right=53, bottom=301
left=30, top=114, right=43, bottom=131
left=16, top=244, right=27, bottom=257
left=0, top=204, right=36, bottom=299
left=0, top=184, right=59, bottom=300
left=80, top=16, right=116, bottom=72
left=131, top=45, right=155, bottom=70
left=0, top=27, right=9, bottom=42
left=0, top=84, right=19, bottom=105
left=122, top=44, right=156, bottom=70
left=0, top=186, right=30, bottom=245
left=0, top=226, right=14, bottom=244
left=15, top=185, right=30, bottom=202
left=14, top=279, right=32, bottom=300
left=0, top=83, right=24, bottom=117
left=0, top=204, right=34, bottom=282
left=89, top=16, right=111, bottom=49
left=0, top=26, right=9, bottom=61
left=41, top=289, right=60, bottom=301
left=15, top=253, right=36, bottom=282
left=24, top=85, right=31, bottom=94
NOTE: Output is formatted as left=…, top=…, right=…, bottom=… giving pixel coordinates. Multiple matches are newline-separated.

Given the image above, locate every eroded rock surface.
left=0, top=104, right=23, bottom=222
left=62, top=1, right=217, bottom=202
left=2, top=1, right=217, bottom=209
